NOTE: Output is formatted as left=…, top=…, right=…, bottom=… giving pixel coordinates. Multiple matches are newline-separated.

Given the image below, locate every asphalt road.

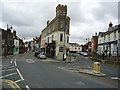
left=1, top=52, right=120, bottom=89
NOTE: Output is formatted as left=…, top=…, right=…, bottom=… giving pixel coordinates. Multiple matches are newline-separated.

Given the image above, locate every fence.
left=87, top=51, right=120, bottom=67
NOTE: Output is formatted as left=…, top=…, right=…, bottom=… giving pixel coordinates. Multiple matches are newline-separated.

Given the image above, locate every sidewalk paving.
left=79, top=69, right=106, bottom=77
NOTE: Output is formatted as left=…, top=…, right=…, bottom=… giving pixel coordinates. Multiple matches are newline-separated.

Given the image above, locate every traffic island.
left=79, top=69, right=106, bottom=77
left=79, top=62, right=106, bottom=77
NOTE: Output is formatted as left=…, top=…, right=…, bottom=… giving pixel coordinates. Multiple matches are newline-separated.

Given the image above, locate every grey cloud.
left=1, top=1, right=118, bottom=43
left=93, top=2, right=118, bottom=21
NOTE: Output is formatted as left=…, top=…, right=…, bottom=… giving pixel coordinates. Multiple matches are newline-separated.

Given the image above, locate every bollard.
left=94, top=62, right=100, bottom=73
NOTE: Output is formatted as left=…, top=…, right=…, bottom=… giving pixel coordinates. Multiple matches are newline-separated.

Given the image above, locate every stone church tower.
left=41, top=4, right=70, bottom=60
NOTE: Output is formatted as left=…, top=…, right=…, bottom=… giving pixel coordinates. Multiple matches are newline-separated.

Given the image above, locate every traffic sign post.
left=94, top=62, right=100, bottom=73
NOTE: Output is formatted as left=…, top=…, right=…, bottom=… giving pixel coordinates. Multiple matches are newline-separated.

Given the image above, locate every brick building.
left=91, top=35, right=98, bottom=53
left=1, top=27, right=14, bottom=55
left=41, top=4, right=70, bottom=60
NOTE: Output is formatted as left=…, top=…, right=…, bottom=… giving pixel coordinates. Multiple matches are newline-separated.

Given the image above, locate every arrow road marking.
left=26, top=59, right=35, bottom=63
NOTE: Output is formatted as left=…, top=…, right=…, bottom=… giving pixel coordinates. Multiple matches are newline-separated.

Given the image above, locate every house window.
left=60, top=34, right=63, bottom=42
left=75, top=47, right=77, bottom=49
left=67, top=37, right=69, bottom=43
left=52, top=35, right=54, bottom=40
left=60, top=21, right=65, bottom=29
left=48, top=37, right=49, bottom=43
left=48, top=29, right=50, bottom=34
left=61, top=24, right=63, bottom=29
left=59, top=47, right=63, bottom=52
left=114, top=31, right=116, bottom=40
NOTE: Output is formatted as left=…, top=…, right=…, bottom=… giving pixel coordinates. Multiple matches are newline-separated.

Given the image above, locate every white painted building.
left=69, top=43, right=82, bottom=53
left=41, top=31, right=70, bottom=60
left=118, top=28, right=120, bottom=56
left=98, top=23, right=119, bottom=57
left=0, top=29, right=2, bottom=56
left=40, top=4, right=70, bottom=60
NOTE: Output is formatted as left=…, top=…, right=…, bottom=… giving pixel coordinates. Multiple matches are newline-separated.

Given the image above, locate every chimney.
left=13, top=30, right=16, bottom=36
left=47, top=20, right=50, bottom=26
left=108, top=22, right=113, bottom=31
left=109, top=22, right=113, bottom=28
left=95, top=32, right=97, bottom=36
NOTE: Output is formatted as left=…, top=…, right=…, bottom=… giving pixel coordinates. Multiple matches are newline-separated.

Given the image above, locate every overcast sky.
left=0, top=0, right=119, bottom=44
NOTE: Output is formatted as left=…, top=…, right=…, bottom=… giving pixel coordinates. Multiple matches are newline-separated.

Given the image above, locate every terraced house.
left=41, top=4, right=70, bottom=60
left=118, top=27, right=120, bottom=56
left=98, top=22, right=119, bottom=57
left=0, top=29, right=2, bottom=56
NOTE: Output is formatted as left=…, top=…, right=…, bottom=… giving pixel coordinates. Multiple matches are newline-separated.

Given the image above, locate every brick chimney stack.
left=13, top=30, right=16, bottom=36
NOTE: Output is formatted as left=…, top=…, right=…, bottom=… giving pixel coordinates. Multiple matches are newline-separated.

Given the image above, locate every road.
left=1, top=52, right=120, bottom=89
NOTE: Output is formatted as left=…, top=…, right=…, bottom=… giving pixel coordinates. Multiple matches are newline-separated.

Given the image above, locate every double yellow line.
left=0, top=79, right=22, bottom=90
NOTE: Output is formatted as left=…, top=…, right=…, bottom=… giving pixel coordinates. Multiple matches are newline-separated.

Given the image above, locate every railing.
left=87, top=51, right=120, bottom=67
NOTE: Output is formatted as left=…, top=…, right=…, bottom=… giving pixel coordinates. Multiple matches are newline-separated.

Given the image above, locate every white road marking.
left=26, top=59, right=35, bottom=63
left=0, top=68, right=15, bottom=72
left=26, top=85, right=31, bottom=90
left=0, top=73, right=17, bottom=79
left=16, top=68, right=24, bottom=81
left=1, top=66, right=15, bottom=69
left=0, top=64, right=11, bottom=67
left=14, top=59, right=17, bottom=66
left=10, top=58, right=14, bottom=64
left=14, top=79, right=22, bottom=83
left=111, top=77, right=120, bottom=80
left=75, top=81, right=86, bottom=85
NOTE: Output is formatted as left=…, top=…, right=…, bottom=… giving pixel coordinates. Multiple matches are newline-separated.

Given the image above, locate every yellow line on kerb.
left=0, top=79, right=22, bottom=90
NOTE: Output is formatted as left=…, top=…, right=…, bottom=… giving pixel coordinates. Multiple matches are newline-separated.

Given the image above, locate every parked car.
left=83, top=52, right=88, bottom=56
left=34, top=51, right=41, bottom=57
left=79, top=52, right=84, bottom=55
left=37, top=52, right=46, bottom=59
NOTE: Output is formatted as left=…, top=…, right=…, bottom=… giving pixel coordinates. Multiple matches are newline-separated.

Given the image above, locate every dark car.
left=37, top=52, right=46, bottom=59
left=34, top=51, right=41, bottom=57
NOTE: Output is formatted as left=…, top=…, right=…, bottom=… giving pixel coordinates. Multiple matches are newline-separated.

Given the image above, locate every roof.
left=69, top=43, right=80, bottom=47
left=98, top=24, right=120, bottom=37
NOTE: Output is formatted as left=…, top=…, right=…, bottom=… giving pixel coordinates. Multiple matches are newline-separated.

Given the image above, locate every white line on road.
left=14, top=59, right=17, bottom=66
left=0, top=64, right=11, bottom=67
left=16, top=68, right=24, bottom=81
left=0, top=73, right=17, bottom=79
left=111, top=77, right=120, bottom=80
left=10, top=58, right=14, bottom=64
left=14, top=79, right=22, bottom=83
left=1, top=66, right=15, bottom=69
left=0, top=68, right=15, bottom=72
left=26, top=85, right=31, bottom=90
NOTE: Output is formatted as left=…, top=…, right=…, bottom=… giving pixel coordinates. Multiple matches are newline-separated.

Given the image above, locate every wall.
left=0, top=30, right=2, bottom=56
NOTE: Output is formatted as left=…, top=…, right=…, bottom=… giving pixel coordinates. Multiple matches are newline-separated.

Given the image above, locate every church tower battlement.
left=56, top=4, right=67, bottom=17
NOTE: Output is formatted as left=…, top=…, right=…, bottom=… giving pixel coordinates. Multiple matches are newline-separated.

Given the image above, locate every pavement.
left=1, top=52, right=119, bottom=88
